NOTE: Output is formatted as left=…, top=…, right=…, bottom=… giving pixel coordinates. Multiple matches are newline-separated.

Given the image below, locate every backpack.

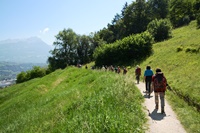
left=154, top=73, right=166, bottom=92
left=136, top=68, right=141, bottom=75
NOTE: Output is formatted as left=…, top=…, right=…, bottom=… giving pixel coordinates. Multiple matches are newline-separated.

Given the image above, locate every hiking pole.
left=166, top=84, right=177, bottom=94
left=166, top=84, right=172, bottom=91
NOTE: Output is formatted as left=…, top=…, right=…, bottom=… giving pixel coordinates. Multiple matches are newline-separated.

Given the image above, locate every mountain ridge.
left=0, top=37, right=53, bottom=63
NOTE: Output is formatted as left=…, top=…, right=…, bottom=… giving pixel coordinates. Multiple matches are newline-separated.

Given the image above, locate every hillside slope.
left=140, top=20, right=200, bottom=105
left=0, top=67, right=146, bottom=132
left=1, top=21, right=200, bottom=133
left=134, top=20, right=200, bottom=133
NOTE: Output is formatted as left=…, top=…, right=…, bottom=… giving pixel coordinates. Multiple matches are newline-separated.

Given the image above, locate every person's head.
left=146, top=66, right=151, bottom=70
left=155, top=68, right=163, bottom=75
left=156, top=68, right=161, bottom=73
left=136, top=65, right=139, bottom=68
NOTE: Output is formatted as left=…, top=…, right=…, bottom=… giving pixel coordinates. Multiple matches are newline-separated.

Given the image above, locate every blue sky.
left=0, top=0, right=133, bottom=45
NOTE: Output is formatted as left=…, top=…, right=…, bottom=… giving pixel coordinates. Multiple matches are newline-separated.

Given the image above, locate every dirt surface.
left=136, top=82, right=186, bottom=133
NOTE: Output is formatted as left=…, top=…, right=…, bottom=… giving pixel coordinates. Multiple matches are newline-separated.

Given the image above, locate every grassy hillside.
left=133, top=21, right=200, bottom=133
left=0, top=67, right=146, bottom=133
left=1, top=21, right=200, bottom=133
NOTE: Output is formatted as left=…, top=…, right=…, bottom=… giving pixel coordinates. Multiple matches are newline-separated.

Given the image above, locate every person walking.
left=117, top=66, right=121, bottom=74
left=135, top=65, right=141, bottom=84
left=123, top=66, right=127, bottom=75
left=144, top=66, right=154, bottom=98
left=152, top=68, right=167, bottom=114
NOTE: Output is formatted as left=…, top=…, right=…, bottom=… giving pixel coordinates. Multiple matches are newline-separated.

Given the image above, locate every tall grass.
left=0, top=67, right=146, bottom=133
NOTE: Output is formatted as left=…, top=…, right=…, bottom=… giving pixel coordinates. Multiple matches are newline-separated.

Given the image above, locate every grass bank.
left=0, top=67, right=146, bottom=133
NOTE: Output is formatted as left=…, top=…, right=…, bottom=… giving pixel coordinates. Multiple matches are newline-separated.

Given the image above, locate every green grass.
left=137, top=20, right=200, bottom=133
left=0, top=67, right=146, bottom=133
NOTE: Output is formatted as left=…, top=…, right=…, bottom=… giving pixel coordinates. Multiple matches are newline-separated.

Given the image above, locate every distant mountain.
left=0, top=37, right=53, bottom=63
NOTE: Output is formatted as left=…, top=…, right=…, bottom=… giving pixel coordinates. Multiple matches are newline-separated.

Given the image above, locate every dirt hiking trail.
left=135, top=82, right=186, bottom=133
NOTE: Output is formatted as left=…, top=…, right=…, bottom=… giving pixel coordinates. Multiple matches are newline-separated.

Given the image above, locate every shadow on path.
left=148, top=109, right=166, bottom=121
left=143, top=94, right=153, bottom=99
left=135, top=81, right=186, bottom=133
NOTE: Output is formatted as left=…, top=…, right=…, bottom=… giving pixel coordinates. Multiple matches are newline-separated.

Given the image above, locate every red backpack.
left=136, top=68, right=141, bottom=75
left=153, top=73, right=167, bottom=92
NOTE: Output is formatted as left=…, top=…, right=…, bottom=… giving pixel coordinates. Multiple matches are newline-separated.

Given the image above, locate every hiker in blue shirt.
left=144, top=66, right=154, bottom=98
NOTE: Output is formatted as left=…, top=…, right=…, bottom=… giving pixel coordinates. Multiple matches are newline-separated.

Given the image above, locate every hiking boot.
left=161, top=108, right=165, bottom=114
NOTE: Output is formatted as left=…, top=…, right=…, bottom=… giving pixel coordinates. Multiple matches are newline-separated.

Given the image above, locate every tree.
left=98, top=0, right=152, bottom=43
left=121, top=2, right=128, bottom=17
left=77, top=35, right=91, bottom=64
left=48, top=28, right=78, bottom=70
left=147, top=19, right=172, bottom=42
left=89, top=32, right=105, bottom=49
left=93, top=32, right=153, bottom=66
left=103, top=2, right=128, bottom=43
left=193, top=0, right=200, bottom=28
left=169, top=0, right=194, bottom=27
left=123, top=0, right=150, bottom=36
left=98, top=27, right=115, bottom=44
left=147, top=0, right=169, bottom=19
left=88, top=32, right=105, bottom=59
left=110, top=13, right=125, bottom=41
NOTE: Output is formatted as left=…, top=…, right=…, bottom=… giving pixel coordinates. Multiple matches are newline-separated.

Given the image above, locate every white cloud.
left=40, top=27, right=50, bottom=34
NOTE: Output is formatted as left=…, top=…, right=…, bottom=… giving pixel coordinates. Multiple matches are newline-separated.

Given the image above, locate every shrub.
left=185, top=47, right=199, bottom=53
left=16, top=66, right=48, bottom=84
left=29, top=66, right=46, bottom=79
left=16, top=72, right=28, bottom=83
left=177, top=47, right=183, bottom=52
left=147, top=19, right=172, bottom=42
left=93, top=32, right=153, bottom=66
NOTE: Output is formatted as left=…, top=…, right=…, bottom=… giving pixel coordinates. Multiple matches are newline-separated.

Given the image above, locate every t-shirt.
left=144, top=69, right=153, bottom=77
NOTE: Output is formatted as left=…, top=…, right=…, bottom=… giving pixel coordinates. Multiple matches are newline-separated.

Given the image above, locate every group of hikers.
left=135, top=65, right=168, bottom=114
left=84, top=63, right=167, bottom=114
left=102, top=65, right=128, bottom=75
left=87, top=65, right=128, bottom=75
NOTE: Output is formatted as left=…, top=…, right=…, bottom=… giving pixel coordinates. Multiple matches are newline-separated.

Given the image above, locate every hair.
left=146, top=66, right=151, bottom=70
left=156, top=68, right=162, bottom=72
